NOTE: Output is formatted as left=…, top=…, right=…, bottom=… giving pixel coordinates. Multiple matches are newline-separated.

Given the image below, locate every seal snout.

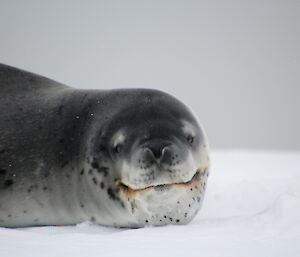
left=143, top=140, right=173, bottom=164
left=144, top=140, right=171, bottom=159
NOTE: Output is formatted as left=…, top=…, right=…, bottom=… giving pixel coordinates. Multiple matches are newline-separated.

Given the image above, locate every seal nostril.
left=146, top=143, right=169, bottom=159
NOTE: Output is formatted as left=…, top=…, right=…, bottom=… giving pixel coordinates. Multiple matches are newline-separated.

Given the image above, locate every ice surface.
left=1, top=150, right=299, bottom=257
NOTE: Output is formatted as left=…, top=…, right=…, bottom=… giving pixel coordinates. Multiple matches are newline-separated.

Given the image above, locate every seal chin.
left=112, top=167, right=208, bottom=227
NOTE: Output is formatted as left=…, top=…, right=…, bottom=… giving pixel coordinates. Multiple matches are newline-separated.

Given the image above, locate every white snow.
left=1, top=150, right=300, bottom=257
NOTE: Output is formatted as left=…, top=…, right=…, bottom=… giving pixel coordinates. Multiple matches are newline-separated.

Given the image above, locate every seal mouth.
left=116, top=168, right=205, bottom=196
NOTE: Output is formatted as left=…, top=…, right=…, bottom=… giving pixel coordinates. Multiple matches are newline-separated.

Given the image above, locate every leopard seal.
left=0, top=63, right=210, bottom=228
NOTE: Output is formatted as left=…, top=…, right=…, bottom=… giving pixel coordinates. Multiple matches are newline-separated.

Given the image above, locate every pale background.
left=0, top=0, right=299, bottom=150
left=1, top=2, right=300, bottom=256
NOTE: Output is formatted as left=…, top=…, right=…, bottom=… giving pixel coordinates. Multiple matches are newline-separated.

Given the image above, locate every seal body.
left=0, top=64, right=209, bottom=227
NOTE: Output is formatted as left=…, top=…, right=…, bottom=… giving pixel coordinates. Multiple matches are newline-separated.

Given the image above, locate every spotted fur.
left=0, top=63, right=210, bottom=227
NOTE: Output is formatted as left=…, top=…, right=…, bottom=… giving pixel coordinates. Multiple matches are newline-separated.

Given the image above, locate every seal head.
left=83, top=90, right=209, bottom=227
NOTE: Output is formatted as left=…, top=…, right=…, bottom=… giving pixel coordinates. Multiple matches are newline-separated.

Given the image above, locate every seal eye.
left=186, top=135, right=194, bottom=145
left=114, top=144, right=122, bottom=154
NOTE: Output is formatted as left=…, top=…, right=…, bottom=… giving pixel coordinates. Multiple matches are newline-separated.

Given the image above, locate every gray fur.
left=0, top=64, right=209, bottom=227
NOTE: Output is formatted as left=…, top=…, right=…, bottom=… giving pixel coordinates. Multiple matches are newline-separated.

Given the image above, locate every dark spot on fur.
left=44, top=171, right=50, bottom=178
left=190, top=188, right=193, bottom=191
left=164, top=216, right=167, bottom=219
left=100, top=182, right=105, bottom=189
left=43, top=186, right=48, bottom=191
left=27, top=184, right=38, bottom=193
left=57, top=105, right=64, bottom=115
left=176, top=219, right=180, bottom=223
left=90, top=216, right=95, bottom=222
left=0, top=149, right=5, bottom=154
left=80, top=169, right=84, bottom=175
left=80, top=204, right=84, bottom=208
left=130, top=202, right=135, bottom=213
left=88, top=169, right=93, bottom=175
left=169, top=217, right=173, bottom=222
left=188, top=204, right=191, bottom=208
left=107, top=187, right=117, bottom=200
left=184, top=212, right=188, bottom=217
left=59, top=138, right=65, bottom=144
left=4, top=179, right=14, bottom=188
left=91, top=161, right=99, bottom=169
left=98, top=167, right=109, bottom=176
left=0, top=169, right=6, bottom=176
left=92, top=177, right=97, bottom=185
left=8, top=214, right=12, bottom=218
left=197, top=196, right=201, bottom=202
left=23, top=210, right=27, bottom=214
left=145, top=220, right=148, bottom=223
left=96, top=145, right=106, bottom=153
